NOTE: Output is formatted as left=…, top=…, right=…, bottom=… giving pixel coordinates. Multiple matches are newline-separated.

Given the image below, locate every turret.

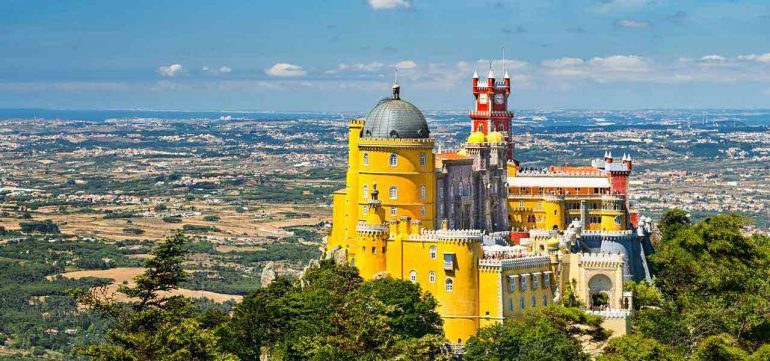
left=604, top=151, right=613, bottom=164
left=487, top=67, right=495, bottom=87
left=503, top=69, right=510, bottom=89
left=472, top=69, right=479, bottom=88
left=623, top=153, right=633, bottom=170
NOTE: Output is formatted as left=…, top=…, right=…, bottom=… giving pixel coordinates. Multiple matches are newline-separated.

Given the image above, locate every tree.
left=597, top=334, right=683, bottom=361
left=220, top=260, right=448, bottom=360
left=464, top=306, right=603, bottom=361
left=73, top=232, right=237, bottom=360
left=692, top=334, right=749, bottom=361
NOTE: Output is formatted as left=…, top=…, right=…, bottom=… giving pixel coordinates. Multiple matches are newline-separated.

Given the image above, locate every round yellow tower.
left=356, top=83, right=436, bottom=230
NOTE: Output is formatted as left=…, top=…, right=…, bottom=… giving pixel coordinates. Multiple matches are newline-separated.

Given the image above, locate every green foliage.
left=203, top=215, right=220, bottom=222
left=693, top=334, right=749, bottom=361
left=122, top=226, right=145, bottom=235
left=19, top=219, right=60, bottom=234
left=182, top=224, right=219, bottom=233
left=650, top=211, right=770, bottom=349
left=220, top=260, right=447, bottom=360
left=163, top=216, right=183, bottom=223
left=596, top=334, right=683, bottom=361
left=73, top=232, right=238, bottom=360
left=464, top=306, right=600, bottom=361
left=623, top=280, right=664, bottom=310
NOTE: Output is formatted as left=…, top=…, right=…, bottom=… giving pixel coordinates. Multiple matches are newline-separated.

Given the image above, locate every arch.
left=588, top=274, right=614, bottom=310
left=420, top=185, right=426, bottom=199
left=429, top=271, right=436, bottom=283
left=429, top=246, right=437, bottom=259
left=445, top=278, right=453, bottom=292
left=362, top=185, right=369, bottom=199
left=409, top=270, right=417, bottom=283
left=362, top=152, right=369, bottom=166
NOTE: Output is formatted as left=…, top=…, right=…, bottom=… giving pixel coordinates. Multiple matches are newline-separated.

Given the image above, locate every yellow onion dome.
left=546, top=236, right=560, bottom=250
left=487, top=131, right=505, bottom=144
left=467, top=131, right=486, bottom=144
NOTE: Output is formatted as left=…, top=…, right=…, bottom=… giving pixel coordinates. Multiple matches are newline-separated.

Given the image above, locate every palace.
left=325, top=66, right=653, bottom=345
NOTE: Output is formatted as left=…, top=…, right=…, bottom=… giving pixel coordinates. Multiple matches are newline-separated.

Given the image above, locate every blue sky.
left=1, top=0, right=770, bottom=111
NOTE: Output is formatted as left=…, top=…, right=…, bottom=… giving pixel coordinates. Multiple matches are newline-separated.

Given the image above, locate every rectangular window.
left=544, top=273, right=551, bottom=288
left=390, top=207, right=397, bottom=216
left=533, top=274, right=539, bottom=289
left=520, top=275, right=528, bottom=291
left=419, top=152, right=426, bottom=166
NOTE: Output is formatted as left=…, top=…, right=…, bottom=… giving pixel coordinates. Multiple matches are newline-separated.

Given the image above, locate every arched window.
left=362, top=185, right=369, bottom=199
left=420, top=206, right=426, bottom=216
left=389, top=153, right=398, bottom=167
left=419, top=152, right=426, bottom=166
left=509, top=299, right=513, bottom=311
left=429, top=246, right=437, bottom=259
left=419, top=185, right=426, bottom=199
left=445, top=279, right=454, bottom=292
left=362, top=206, right=368, bottom=215
left=362, top=152, right=369, bottom=166
left=477, top=124, right=483, bottom=132
left=543, top=295, right=548, bottom=306
left=389, top=186, right=398, bottom=200
left=409, top=270, right=417, bottom=283
left=531, top=296, right=536, bottom=308
left=429, top=271, right=436, bottom=283
left=520, top=297, right=525, bottom=310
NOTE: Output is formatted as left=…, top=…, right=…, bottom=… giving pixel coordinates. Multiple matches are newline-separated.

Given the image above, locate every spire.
left=502, top=46, right=509, bottom=79
left=487, top=61, right=495, bottom=79
left=392, top=69, right=400, bottom=100
left=473, top=68, right=479, bottom=79
left=608, top=151, right=613, bottom=159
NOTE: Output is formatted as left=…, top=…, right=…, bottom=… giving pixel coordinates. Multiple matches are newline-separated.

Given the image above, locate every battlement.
left=479, top=254, right=551, bottom=270
left=578, top=252, right=624, bottom=268
left=348, top=119, right=365, bottom=127
left=580, top=230, right=635, bottom=238
left=356, top=222, right=389, bottom=234
left=358, top=137, right=435, bottom=147
left=587, top=309, right=631, bottom=319
left=407, top=228, right=483, bottom=242
left=517, top=169, right=605, bottom=177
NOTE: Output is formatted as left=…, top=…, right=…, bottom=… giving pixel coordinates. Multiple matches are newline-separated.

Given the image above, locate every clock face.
left=494, top=94, right=505, bottom=104
left=479, top=94, right=488, bottom=104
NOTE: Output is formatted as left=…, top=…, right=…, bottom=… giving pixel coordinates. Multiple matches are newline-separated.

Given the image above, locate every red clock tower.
left=470, top=64, right=514, bottom=160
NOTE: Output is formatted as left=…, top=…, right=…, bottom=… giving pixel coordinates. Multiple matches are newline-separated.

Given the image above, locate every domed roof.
left=362, top=86, right=429, bottom=139
left=487, top=131, right=505, bottom=143
left=467, top=131, right=486, bottom=144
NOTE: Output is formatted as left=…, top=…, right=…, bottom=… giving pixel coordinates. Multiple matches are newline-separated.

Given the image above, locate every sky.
left=1, top=0, right=770, bottom=111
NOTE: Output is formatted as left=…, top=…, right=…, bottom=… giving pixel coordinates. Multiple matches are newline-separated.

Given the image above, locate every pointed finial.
left=608, top=151, right=613, bottom=159
left=473, top=68, right=479, bottom=79
left=392, top=69, right=400, bottom=99
left=604, top=151, right=608, bottom=158
left=488, top=61, right=494, bottom=79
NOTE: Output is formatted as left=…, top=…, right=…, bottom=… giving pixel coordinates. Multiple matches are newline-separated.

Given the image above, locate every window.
left=419, top=152, right=426, bottom=166
left=519, top=201, right=524, bottom=208
left=531, top=296, right=536, bottom=308
left=420, top=185, right=426, bottom=199
left=520, top=297, right=525, bottom=310
left=509, top=299, right=513, bottom=311
left=389, top=153, right=398, bottom=167
left=371, top=247, right=376, bottom=254
left=429, top=271, right=436, bottom=283
left=544, top=274, right=550, bottom=288
left=409, top=270, right=417, bottom=283
left=508, top=276, right=516, bottom=292
left=421, top=206, right=426, bottom=216
left=389, top=186, right=398, bottom=199
left=533, top=274, right=539, bottom=290
left=520, top=276, right=528, bottom=291
left=363, top=153, right=369, bottom=166
left=477, top=124, right=483, bottom=132
left=362, top=206, right=368, bottom=215
left=362, top=185, right=369, bottom=199
left=445, top=279, right=454, bottom=292
left=543, top=295, right=548, bottom=306
left=429, top=246, right=437, bottom=259
left=390, top=207, right=397, bottom=216
left=615, top=216, right=622, bottom=225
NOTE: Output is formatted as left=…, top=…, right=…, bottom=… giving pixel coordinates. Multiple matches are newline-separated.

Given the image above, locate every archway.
left=588, top=274, right=613, bottom=310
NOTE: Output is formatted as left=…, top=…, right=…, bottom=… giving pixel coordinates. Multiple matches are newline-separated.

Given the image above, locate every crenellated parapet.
left=358, top=137, right=435, bottom=150
left=479, top=254, right=551, bottom=271
left=407, top=228, right=483, bottom=243
left=578, top=252, right=624, bottom=269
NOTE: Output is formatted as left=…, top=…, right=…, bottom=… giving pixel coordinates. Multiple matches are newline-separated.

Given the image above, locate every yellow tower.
left=356, top=183, right=389, bottom=278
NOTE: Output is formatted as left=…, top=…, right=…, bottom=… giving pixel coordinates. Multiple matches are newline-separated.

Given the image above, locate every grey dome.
left=362, top=96, right=430, bottom=139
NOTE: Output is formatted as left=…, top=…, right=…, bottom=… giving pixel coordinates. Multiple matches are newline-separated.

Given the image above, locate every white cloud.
left=202, top=66, right=233, bottom=75
left=542, top=57, right=584, bottom=68
left=394, top=60, right=417, bottom=69
left=738, top=53, right=770, bottom=63
left=264, top=63, right=307, bottom=77
left=368, top=0, right=411, bottom=10
left=699, top=55, right=726, bottom=64
left=338, top=62, right=385, bottom=71
left=616, top=19, right=650, bottom=28
left=589, top=55, right=649, bottom=71
left=158, top=64, right=184, bottom=77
